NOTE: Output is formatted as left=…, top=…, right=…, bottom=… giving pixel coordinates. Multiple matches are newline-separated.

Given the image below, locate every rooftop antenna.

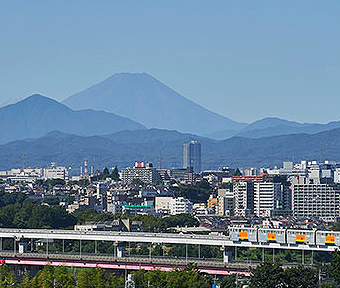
left=84, top=158, right=88, bottom=177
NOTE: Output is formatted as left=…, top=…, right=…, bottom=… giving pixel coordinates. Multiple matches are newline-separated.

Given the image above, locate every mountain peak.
left=0, top=94, right=145, bottom=144
left=17, top=94, right=61, bottom=106
left=63, top=73, right=246, bottom=135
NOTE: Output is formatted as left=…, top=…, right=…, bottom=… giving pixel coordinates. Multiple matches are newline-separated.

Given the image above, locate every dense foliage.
left=0, top=257, right=339, bottom=287
left=0, top=264, right=213, bottom=288
left=173, top=180, right=214, bottom=203
left=91, top=167, right=120, bottom=181
left=0, top=199, right=76, bottom=229
left=250, top=262, right=319, bottom=288
left=0, top=195, right=199, bottom=232
left=72, top=209, right=199, bottom=232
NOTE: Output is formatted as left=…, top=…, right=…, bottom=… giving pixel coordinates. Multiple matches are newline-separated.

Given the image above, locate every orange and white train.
left=229, top=227, right=340, bottom=246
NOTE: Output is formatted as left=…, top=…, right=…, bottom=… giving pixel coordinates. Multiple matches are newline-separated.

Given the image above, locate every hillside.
left=0, top=94, right=145, bottom=144
left=1, top=128, right=340, bottom=171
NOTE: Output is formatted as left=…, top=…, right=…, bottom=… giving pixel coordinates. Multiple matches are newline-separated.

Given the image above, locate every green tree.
left=173, top=180, right=213, bottom=203
left=91, top=267, right=106, bottom=288
left=72, top=208, right=115, bottom=224
left=54, top=266, right=76, bottom=287
left=250, top=262, right=285, bottom=288
left=76, top=269, right=91, bottom=288
left=234, top=168, right=242, bottom=176
left=43, top=197, right=60, bottom=206
left=106, top=273, right=125, bottom=288
left=36, top=265, right=54, bottom=288
left=111, top=166, right=120, bottom=181
left=284, top=265, right=318, bottom=288
left=220, top=274, right=237, bottom=288
left=18, top=271, right=32, bottom=288
left=102, top=167, right=110, bottom=179
left=332, top=221, right=340, bottom=231
left=330, top=249, right=340, bottom=285
left=0, top=265, right=16, bottom=287
left=319, top=282, right=335, bottom=288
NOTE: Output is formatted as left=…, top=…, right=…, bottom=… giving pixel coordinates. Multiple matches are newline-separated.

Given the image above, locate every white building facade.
left=169, top=197, right=193, bottom=215
left=254, top=182, right=282, bottom=217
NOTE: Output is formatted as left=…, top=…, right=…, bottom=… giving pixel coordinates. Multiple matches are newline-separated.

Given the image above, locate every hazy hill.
left=0, top=94, right=145, bottom=144
left=1, top=128, right=340, bottom=171
left=207, top=117, right=340, bottom=139
left=63, top=73, right=246, bottom=135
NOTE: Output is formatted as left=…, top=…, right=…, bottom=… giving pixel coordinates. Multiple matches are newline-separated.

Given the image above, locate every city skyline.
left=0, top=1, right=339, bottom=285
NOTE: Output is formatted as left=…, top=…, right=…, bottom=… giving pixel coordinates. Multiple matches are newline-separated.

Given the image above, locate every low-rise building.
left=155, top=196, right=172, bottom=214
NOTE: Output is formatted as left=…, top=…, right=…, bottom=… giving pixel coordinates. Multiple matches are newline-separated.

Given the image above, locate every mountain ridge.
left=1, top=127, right=340, bottom=171
left=0, top=94, right=146, bottom=144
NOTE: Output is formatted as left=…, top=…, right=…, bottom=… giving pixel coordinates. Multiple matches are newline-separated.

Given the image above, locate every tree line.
left=0, top=190, right=199, bottom=231
left=0, top=253, right=339, bottom=288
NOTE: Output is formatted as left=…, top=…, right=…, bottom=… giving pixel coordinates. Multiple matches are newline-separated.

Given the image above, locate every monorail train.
left=229, top=226, right=340, bottom=247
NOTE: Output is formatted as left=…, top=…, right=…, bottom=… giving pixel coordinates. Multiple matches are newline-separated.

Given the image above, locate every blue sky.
left=0, top=0, right=339, bottom=123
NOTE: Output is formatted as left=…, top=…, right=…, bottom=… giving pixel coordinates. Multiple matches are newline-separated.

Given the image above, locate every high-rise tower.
left=183, top=141, right=201, bottom=173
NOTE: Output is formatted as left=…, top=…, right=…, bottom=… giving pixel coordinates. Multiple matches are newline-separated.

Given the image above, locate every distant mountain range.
left=206, top=117, right=340, bottom=139
left=63, top=73, right=246, bottom=135
left=0, top=94, right=145, bottom=144
left=0, top=128, right=339, bottom=171
left=1, top=72, right=340, bottom=170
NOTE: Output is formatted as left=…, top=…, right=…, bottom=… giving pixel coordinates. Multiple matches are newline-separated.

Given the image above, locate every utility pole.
left=125, top=274, right=135, bottom=288
left=185, top=244, right=188, bottom=264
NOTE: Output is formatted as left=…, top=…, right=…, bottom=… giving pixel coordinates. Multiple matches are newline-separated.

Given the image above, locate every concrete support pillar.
left=223, top=247, right=233, bottom=264
left=302, top=249, right=304, bottom=265
left=18, top=242, right=28, bottom=254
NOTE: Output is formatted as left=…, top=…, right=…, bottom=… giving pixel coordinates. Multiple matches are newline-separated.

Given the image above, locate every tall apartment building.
left=217, top=189, right=234, bottom=216
left=183, top=141, right=201, bottom=173
left=292, top=184, right=340, bottom=219
left=121, top=162, right=160, bottom=185
left=254, top=182, right=282, bottom=217
left=233, top=181, right=254, bottom=217
left=169, top=197, right=193, bottom=215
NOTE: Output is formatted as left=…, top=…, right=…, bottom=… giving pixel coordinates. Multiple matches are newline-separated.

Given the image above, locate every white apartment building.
left=121, top=163, right=160, bottom=185
left=334, top=168, right=340, bottom=184
left=254, top=182, right=282, bottom=217
left=169, top=197, right=193, bottom=215
left=43, top=166, right=68, bottom=180
left=155, top=196, right=172, bottom=214
left=233, top=182, right=254, bottom=217
left=292, top=184, right=340, bottom=219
